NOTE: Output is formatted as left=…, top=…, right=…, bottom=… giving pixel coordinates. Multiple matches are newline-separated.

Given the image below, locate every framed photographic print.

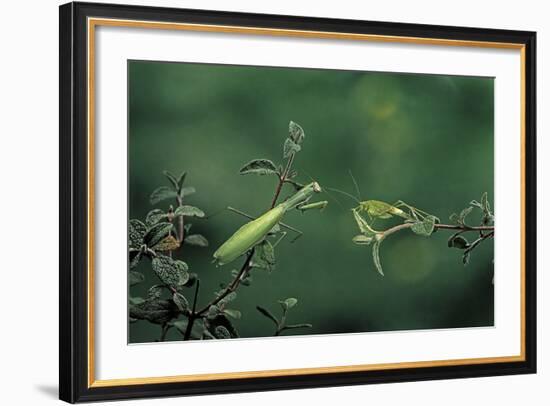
left=59, top=1, right=537, bottom=403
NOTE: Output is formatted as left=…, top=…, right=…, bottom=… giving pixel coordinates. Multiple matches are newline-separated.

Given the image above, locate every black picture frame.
left=59, top=1, right=537, bottom=403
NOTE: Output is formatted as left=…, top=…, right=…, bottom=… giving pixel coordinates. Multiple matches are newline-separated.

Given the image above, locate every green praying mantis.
left=213, top=182, right=328, bottom=266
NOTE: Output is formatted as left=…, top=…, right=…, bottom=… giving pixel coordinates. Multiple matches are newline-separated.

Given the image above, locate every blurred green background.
left=128, top=60, right=494, bottom=343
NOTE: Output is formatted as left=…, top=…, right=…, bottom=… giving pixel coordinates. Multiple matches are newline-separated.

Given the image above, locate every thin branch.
left=380, top=222, right=495, bottom=240
left=176, top=196, right=185, bottom=244
left=465, top=231, right=495, bottom=254
left=159, top=323, right=170, bottom=342
left=191, top=279, right=200, bottom=314
left=196, top=249, right=255, bottom=316
left=434, top=224, right=494, bottom=231
left=271, top=153, right=295, bottom=208
left=183, top=280, right=201, bottom=340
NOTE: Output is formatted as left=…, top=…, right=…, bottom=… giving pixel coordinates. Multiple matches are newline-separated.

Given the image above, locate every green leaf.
left=232, top=270, right=252, bottom=286
left=253, top=240, right=276, bottom=272
left=129, top=219, right=147, bottom=249
left=180, top=186, right=196, bottom=198
left=214, top=325, right=231, bottom=339
left=206, top=305, right=221, bottom=319
left=372, top=240, right=384, bottom=276
left=217, top=291, right=237, bottom=309
left=143, top=222, right=173, bottom=248
left=163, top=170, right=179, bottom=190
left=174, top=260, right=190, bottom=286
left=129, top=296, right=145, bottom=305
left=451, top=206, right=473, bottom=226
left=239, top=159, right=279, bottom=176
left=282, top=323, right=312, bottom=330
left=352, top=234, right=373, bottom=245
left=352, top=209, right=377, bottom=237
left=172, top=292, right=189, bottom=312
left=129, top=250, right=142, bottom=270
left=481, top=192, right=490, bottom=212
left=448, top=235, right=470, bottom=249
left=172, top=319, right=211, bottom=340
left=129, top=271, right=144, bottom=286
left=289, top=121, right=305, bottom=144
left=283, top=137, right=301, bottom=158
left=177, top=171, right=188, bottom=194
left=473, top=192, right=494, bottom=225
left=261, top=240, right=275, bottom=265
left=223, top=309, right=242, bottom=319
left=411, top=215, right=436, bottom=237
left=151, top=235, right=180, bottom=252
left=182, top=272, right=198, bottom=288
left=256, top=305, right=279, bottom=325
left=184, top=234, right=209, bottom=247
left=145, top=209, right=167, bottom=227
left=150, top=186, right=178, bottom=205
left=148, top=285, right=164, bottom=300
left=283, top=297, right=298, bottom=309
left=129, top=299, right=178, bottom=325
left=174, top=205, right=205, bottom=218
left=459, top=206, right=473, bottom=224
left=219, top=291, right=237, bottom=305
left=151, top=255, right=188, bottom=287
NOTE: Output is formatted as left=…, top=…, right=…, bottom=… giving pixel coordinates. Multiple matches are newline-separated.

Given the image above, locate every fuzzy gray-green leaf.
left=411, top=215, right=436, bottom=237
left=152, top=255, right=188, bottom=287
left=223, top=309, right=242, bottom=319
left=143, top=222, right=173, bottom=248
left=352, top=234, right=373, bottom=245
left=145, top=209, right=167, bottom=227
left=174, top=205, right=205, bottom=218
left=148, top=285, right=164, bottom=300
left=219, top=291, right=237, bottom=305
left=448, top=235, right=469, bottom=249
left=372, top=240, right=384, bottom=276
left=256, top=305, right=279, bottom=325
left=129, top=219, right=147, bottom=249
left=129, top=296, right=145, bottom=306
left=283, top=137, right=301, bottom=158
left=214, top=325, right=231, bottom=339
left=184, top=234, right=209, bottom=247
left=129, top=250, right=142, bottom=270
left=282, top=323, right=312, bottom=331
left=129, top=299, right=177, bottom=325
left=163, top=170, right=179, bottom=190
left=239, top=159, right=279, bottom=176
left=172, top=292, right=189, bottom=312
left=176, top=171, right=187, bottom=193
left=150, top=186, right=178, bottom=205
left=289, top=121, right=305, bottom=144
left=180, top=186, right=196, bottom=198
left=278, top=298, right=297, bottom=311
left=129, top=271, right=145, bottom=286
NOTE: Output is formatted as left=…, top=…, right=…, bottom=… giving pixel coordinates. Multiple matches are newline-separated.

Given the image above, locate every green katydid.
left=213, top=182, right=326, bottom=266
left=327, top=171, right=439, bottom=275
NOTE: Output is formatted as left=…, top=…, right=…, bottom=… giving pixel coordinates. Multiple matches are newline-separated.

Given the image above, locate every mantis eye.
left=312, top=182, right=321, bottom=193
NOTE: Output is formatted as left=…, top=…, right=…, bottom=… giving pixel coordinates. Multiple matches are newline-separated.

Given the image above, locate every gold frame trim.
left=87, top=17, right=527, bottom=388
